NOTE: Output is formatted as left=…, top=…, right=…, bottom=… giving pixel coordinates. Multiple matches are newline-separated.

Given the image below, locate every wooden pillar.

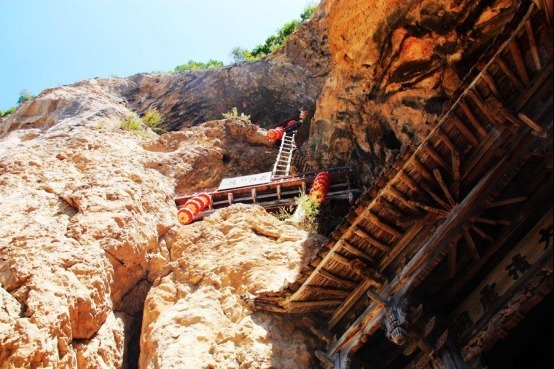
left=433, top=342, right=468, bottom=369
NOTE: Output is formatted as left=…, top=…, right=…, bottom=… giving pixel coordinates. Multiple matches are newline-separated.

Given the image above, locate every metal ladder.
left=272, top=133, right=297, bottom=179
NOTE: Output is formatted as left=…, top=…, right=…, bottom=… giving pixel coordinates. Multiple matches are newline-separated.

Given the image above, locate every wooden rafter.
left=434, top=169, right=457, bottom=207
left=496, top=56, right=526, bottom=91
left=354, top=225, right=391, bottom=252
left=509, top=40, right=532, bottom=85
left=525, top=20, right=542, bottom=70
left=460, top=100, right=489, bottom=138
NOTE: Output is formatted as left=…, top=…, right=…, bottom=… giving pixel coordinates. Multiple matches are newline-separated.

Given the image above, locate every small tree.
left=17, top=90, right=34, bottom=105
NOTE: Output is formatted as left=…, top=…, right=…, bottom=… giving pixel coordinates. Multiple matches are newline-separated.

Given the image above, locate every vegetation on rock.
left=222, top=107, right=251, bottom=120
left=174, top=60, right=224, bottom=72
left=231, top=2, right=319, bottom=62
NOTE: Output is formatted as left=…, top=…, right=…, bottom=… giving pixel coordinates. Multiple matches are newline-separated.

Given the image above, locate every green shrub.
left=222, top=107, right=251, bottom=120
left=120, top=114, right=142, bottom=131
left=279, top=193, right=321, bottom=233
left=174, top=60, right=224, bottom=72
left=142, top=108, right=165, bottom=133
left=0, top=107, right=15, bottom=118
left=231, top=2, right=319, bottom=62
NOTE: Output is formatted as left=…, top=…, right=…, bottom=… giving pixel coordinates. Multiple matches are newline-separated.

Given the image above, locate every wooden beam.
left=399, top=171, right=422, bottom=193
left=412, top=156, right=436, bottom=183
left=451, top=150, right=461, bottom=200
left=365, top=212, right=403, bottom=239
left=304, top=286, right=353, bottom=298
left=485, top=196, right=528, bottom=208
left=434, top=169, right=457, bottom=207
left=329, top=279, right=382, bottom=328
left=341, top=240, right=377, bottom=264
left=509, top=40, right=532, bottom=85
left=331, top=252, right=355, bottom=266
left=354, top=226, right=391, bottom=252
left=379, top=222, right=426, bottom=272
left=420, top=182, right=452, bottom=210
left=518, top=112, right=545, bottom=132
left=409, top=201, right=450, bottom=216
left=515, top=61, right=553, bottom=111
left=496, top=57, right=526, bottom=91
left=451, top=115, right=480, bottom=146
left=460, top=100, right=489, bottom=138
left=467, top=89, right=497, bottom=125
left=288, top=299, right=344, bottom=309
left=525, top=20, right=542, bottom=70
left=481, top=72, right=501, bottom=99
left=448, top=243, right=458, bottom=279
left=319, top=270, right=359, bottom=289
left=436, top=127, right=458, bottom=154
left=470, top=224, right=495, bottom=243
left=389, top=186, right=420, bottom=212
left=422, top=142, right=450, bottom=171
left=464, top=229, right=481, bottom=261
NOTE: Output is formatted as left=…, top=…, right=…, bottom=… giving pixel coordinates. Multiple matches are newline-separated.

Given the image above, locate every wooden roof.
left=249, top=2, right=553, bottom=356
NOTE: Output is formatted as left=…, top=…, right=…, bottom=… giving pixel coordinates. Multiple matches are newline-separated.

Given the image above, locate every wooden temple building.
left=174, top=1, right=552, bottom=367
left=244, top=2, right=553, bottom=368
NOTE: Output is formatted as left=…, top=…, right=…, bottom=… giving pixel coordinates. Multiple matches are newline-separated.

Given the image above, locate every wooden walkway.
left=175, top=167, right=359, bottom=220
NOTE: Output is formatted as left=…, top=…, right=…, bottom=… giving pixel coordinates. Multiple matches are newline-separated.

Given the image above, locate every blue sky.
left=0, top=0, right=313, bottom=111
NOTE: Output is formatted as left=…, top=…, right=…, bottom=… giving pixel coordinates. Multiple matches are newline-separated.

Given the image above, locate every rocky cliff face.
left=306, top=0, right=520, bottom=182
left=0, top=0, right=525, bottom=368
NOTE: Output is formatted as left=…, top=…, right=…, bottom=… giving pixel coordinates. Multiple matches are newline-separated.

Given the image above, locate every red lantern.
left=185, top=198, right=204, bottom=216
left=197, top=193, right=212, bottom=208
left=287, top=120, right=297, bottom=127
left=178, top=208, right=195, bottom=225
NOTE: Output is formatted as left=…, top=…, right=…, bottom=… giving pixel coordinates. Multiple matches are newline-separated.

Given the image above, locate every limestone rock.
left=0, top=84, right=277, bottom=368
left=140, top=205, right=330, bottom=369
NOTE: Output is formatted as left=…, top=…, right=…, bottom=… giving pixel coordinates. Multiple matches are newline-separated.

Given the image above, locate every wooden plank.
left=509, top=40, right=532, bottom=85
left=354, top=226, right=391, bottom=252
left=341, top=240, right=377, bottom=264
left=525, top=20, right=542, bottom=70
left=422, top=142, right=450, bottom=171
left=460, top=100, right=489, bottom=138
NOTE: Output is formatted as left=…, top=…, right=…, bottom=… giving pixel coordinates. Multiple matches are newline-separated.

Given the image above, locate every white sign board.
left=217, top=172, right=273, bottom=191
